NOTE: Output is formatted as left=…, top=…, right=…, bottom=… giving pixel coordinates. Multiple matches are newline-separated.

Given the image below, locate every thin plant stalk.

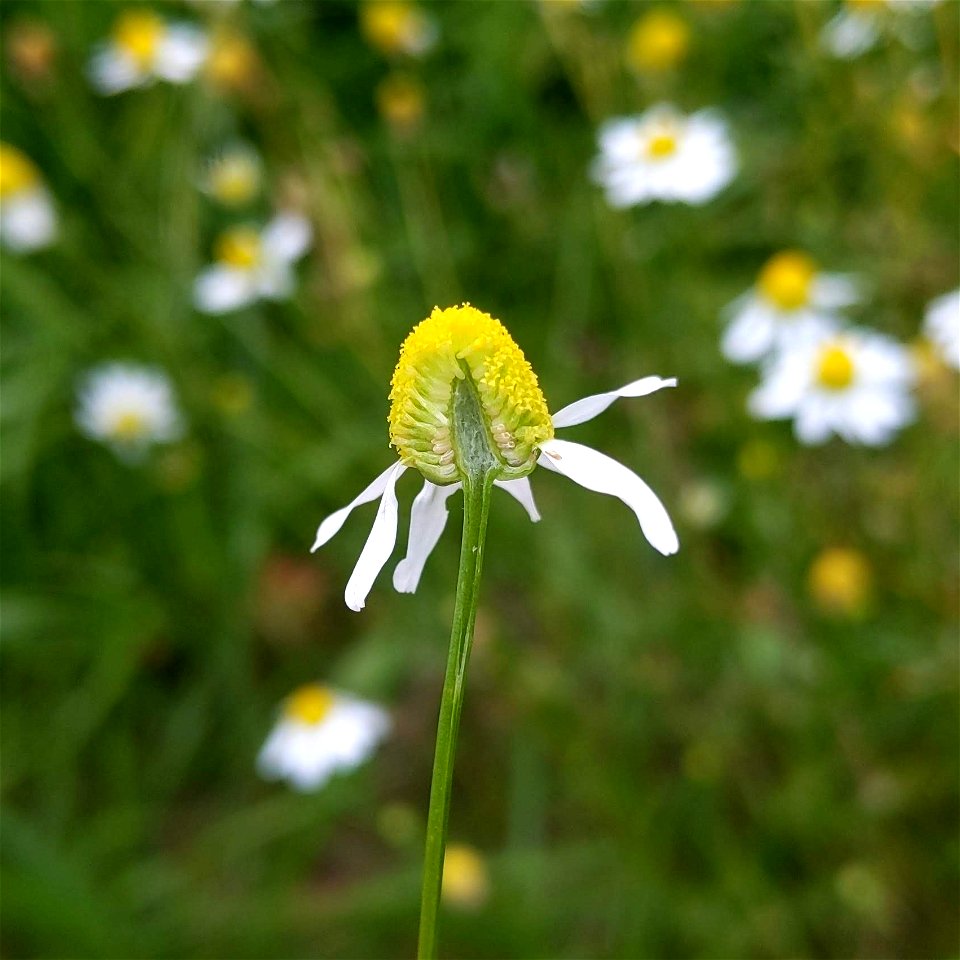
left=417, top=466, right=495, bottom=959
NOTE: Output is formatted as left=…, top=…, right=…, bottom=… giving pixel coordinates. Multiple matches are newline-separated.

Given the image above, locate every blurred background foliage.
left=1, top=0, right=958, bottom=957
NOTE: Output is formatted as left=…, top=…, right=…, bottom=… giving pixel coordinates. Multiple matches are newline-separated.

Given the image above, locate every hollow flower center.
left=758, top=251, right=816, bottom=311
left=0, top=143, right=39, bottom=199
left=111, top=410, right=148, bottom=442
left=215, top=227, right=261, bottom=270
left=816, top=343, right=856, bottom=390
left=114, top=10, right=164, bottom=69
left=646, top=130, right=679, bottom=160
left=388, top=304, right=554, bottom=485
left=284, top=684, right=335, bottom=725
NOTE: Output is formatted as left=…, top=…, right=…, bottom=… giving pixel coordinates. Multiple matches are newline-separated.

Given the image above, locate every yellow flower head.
left=808, top=547, right=871, bottom=617
left=206, top=30, right=260, bottom=93
left=441, top=843, right=490, bottom=910
left=626, top=9, right=691, bottom=74
left=816, top=341, right=856, bottom=391
left=113, top=9, right=164, bottom=69
left=758, top=251, right=817, bottom=311
left=214, top=226, right=261, bottom=269
left=0, top=142, right=40, bottom=199
left=361, top=1, right=434, bottom=57
left=376, top=72, right=426, bottom=132
left=388, top=305, right=553, bottom=485
left=284, top=684, right=336, bottom=725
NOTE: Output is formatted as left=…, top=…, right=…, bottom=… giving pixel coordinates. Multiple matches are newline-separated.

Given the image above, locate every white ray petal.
left=393, top=481, right=461, bottom=594
left=193, top=265, right=257, bottom=314
left=551, top=377, right=677, bottom=429
left=312, top=461, right=403, bottom=552
left=262, top=212, right=312, bottom=263
left=344, top=463, right=406, bottom=611
left=538, top=438, right=678, bottom=556
left=493, top=477, right=541, bottom=522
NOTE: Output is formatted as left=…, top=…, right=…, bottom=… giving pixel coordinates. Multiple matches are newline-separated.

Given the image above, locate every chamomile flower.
left=625, top=8, right=691, bottom=75
left=591, top=104, right=736, bottom=208
left=923, top=289, right=960, bottom=370
left=200, top=144, right=262, bottom=208
left=257, top=684, right=391, bottom=792
left=0, top=143, right=57, bottom=253
left=820, top=0, right=939, bottom=60
left=193, top=212, right=312, bottom=314
left=311, top=304, right=678, bottom=612
left=88, top=9, right=208, bottom=95
left=360, top=1, right=438, bottom=58
left=75, top=363, right=183, bottom=459
left=748, top=320, right=916, bottom=446
left=721, top=251, right=861, bottom=364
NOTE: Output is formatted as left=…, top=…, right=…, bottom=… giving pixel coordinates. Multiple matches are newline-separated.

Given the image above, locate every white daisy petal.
left=153, top=26, right=208, bottom=83
left=193, top=265, right=257, bottom=314
left=0, top=190, right=57, bottom=252
left=551, top=376, right=678, bottom=429
left=811, top=274, right=861, bottom=309
left=262, top=213, right=312, bottom=263
left=312, top=461, right=404, bottom=552
left=493, top=477, right=541, bottom=522
left=344, top=463, right=406, bottom=611
left=88, top=48, right=143, bottom=94
left=821, top=9, right=881, bottom=58
left=393, top=480, right=461, bottom=594
left=538, top=438, right=678, bottom=556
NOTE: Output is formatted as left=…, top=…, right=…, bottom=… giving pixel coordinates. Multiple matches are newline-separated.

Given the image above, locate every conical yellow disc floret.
left=389, top=304, right=553, bottom=484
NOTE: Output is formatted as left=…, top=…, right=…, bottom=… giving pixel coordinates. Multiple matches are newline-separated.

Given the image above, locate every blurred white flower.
left=88, top=9, right=208, bottom=95
left=820, top=0, right=939, bottom=59
left=76, top=363, right=183, bottom=458
left=923, top=288, right=960, bottom=370
left=748, top=320, right=916, bottom=446
left=721, top=251, right=861, bottom=364
left=200, top=144, right=262, bottom=208
left=359, top=1, right=438, bottom=58
left=591, top=104, right=736, bottom=208
left=193, top=213, right=312, bottom=314
left=257, top=684, right=391, bottom=792
left=0, top=142, right=57, bottom=252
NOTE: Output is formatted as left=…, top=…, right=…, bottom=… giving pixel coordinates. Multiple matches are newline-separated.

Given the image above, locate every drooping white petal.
left=538, top=438, right=678, bottom=556
left=551, top=377, right=678, bottom=428
left=393, top=480, right=461, bottom=594
left=312, top=461, right=404, bottom=552
left=493, top=477, right=541, bottom=522
left=344, top=463, right=406, bottom=611
left=262, top=212, right=312, bottom=263
left=193, top=265, right=257, bottom=313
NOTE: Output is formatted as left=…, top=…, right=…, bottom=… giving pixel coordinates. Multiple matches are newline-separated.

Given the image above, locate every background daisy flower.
left=257, top=684, right=391, bottom=792
left=721, top=251, right=861, bottom=364
left=359, top=1, right=438, bottom=58
left=75, top=363, right=183, bottom=459
left=923, top=288, right=960, bottom=369
left=748, top=321, right=916, bottom=445
left=0, top=142, right=57, bottom=252
left=820, top=0, right=939, bottom=59
left=193, top=212, right=312, bottom=314
left=88, top=9, right=208, bottom=95
left=591, top=104, right=736, bottom=208
left=625, top=8, right=691, bottom=75
left=200, top=145, right=262, bottom=208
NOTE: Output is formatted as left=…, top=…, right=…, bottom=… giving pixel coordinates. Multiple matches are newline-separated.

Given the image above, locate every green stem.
left=417, top=468, right=495, bottom=959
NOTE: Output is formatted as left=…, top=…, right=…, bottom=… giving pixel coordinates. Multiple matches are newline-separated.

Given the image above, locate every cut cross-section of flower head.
left=311, top=304, right=679, bottom=612
left=721, top=251, right=861, bottom=364
left=591, top=104, right=736, bottom=208
left=89, top=9, right=208, bottom=95
left=193, top=213, right=312, bottom=314
left=0, top=143, right=58, bottom=253
left=257, top=684, right=391, bottom=792
left=748, top=319, right=916, bottom=446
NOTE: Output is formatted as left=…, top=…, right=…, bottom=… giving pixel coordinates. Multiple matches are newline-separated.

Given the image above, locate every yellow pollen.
left=215, top=227, right=261, bottom=269
left=816, top=342, right=856, bottom=391
left=284, top=684, right=335, bottom=725
left=113, top=10, right=164, bottom=69
left=360, top=1, right=425, bottom=55
left=758, top=250, right=817, bottom=311
left=0, top=143, right=40, bottom=199
left=626, top=9, right=691, bottom=74
left=111, top=410, right=147, bottom=442
left=646, top=131, right=679, bottom=159
left=388, top=304, right=553, bottom=484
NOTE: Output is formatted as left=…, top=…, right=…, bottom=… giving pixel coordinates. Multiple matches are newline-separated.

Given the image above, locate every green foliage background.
left=1, top=1, right=958, bottom=957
